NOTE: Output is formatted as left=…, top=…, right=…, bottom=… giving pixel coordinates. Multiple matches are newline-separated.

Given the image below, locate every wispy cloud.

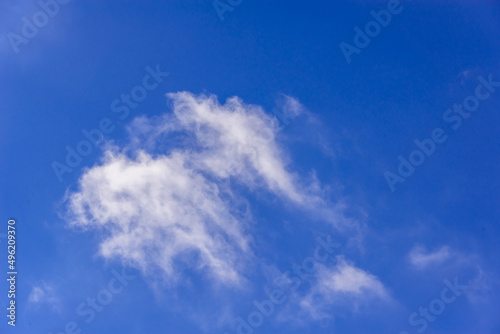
left=28, top=287, right=46, bottom=303
left=27, top=283, right=59, bottom=310
left=275, top=94, right=306, bottom=120
left=408, top=245, right=451, bottom=270
left=299, top=256, right=390, bottom=321
left=64, top=92, right=347, bottom=286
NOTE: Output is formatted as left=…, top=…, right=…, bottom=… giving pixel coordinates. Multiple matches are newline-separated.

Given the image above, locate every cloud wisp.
left=299, top=256, right=390, bottom=320
left=409, top=246, right=451, bottom=270
left=64, top=92, right=346, bottom=286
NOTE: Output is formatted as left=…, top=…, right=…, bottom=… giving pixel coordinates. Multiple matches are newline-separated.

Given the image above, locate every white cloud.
left=408, top=245, right=451, bottom=270
left=28, top=287, right=45, bottom=303
left=166, top=92, right=306, bottom=203
left=275, top=94, right=306, bottom=120
left=28, top=284, right=59, bottom=308
left=317, top=257, right=388, bottom=297
left=299, top=257, right=390, bottom=320
left=318, top=259, right=387, bottom=296
left=65, top=92, right=344, bottom=286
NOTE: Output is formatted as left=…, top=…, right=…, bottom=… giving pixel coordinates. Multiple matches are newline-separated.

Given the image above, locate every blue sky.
left=1, top=1, right=500, bottom=333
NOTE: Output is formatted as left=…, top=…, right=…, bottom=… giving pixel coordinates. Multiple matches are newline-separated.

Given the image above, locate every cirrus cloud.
left=64, top=92, right=350, bottom=286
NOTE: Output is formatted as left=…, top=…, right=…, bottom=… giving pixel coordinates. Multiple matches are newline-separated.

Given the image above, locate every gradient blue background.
left=1, top=0, right=499, bottom=333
